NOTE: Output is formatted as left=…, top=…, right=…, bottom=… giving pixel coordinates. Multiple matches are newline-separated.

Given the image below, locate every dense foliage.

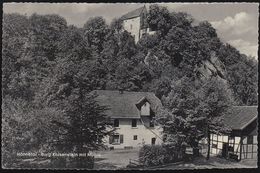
left=157, top=77, right=234, bottom=159
left=138, top=144, right=183, bottom=167
left=2, top=4, right=258, bottom=167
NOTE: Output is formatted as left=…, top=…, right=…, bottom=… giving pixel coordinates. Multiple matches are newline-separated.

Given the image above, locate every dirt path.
left=92, top=148, right=139, bottom=169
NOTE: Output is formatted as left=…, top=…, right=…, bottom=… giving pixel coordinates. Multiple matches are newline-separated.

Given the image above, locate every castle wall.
left=122, top=17, right=141, bottom=43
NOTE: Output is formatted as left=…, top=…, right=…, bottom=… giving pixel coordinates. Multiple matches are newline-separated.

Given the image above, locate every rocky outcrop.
left=144, top=50, right=227, bottom=83
left=197, top=51, right=227, bottom=82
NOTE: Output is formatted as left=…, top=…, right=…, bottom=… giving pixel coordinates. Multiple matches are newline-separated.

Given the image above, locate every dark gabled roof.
left=223, top=106, right=258, bottom=130
left=93, top=90, right=162, bottom=119
left=121, top=6, right=146, bottom=20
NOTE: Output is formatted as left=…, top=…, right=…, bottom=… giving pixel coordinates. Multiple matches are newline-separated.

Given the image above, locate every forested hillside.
left=2, top=5, right=257, bottom=167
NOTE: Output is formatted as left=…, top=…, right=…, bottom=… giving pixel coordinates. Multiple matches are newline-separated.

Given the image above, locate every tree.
left=149, top=76, right=172, bottom=99
left=147, top=4, right=172, bottom=35
left=2, top=96, right=63, bottom=168
left=49, top=92, right=112, bottom=154
left=226, top=55, right=258, bottom=105
left=3, top=13, right=68, bottom=101
left=197, top=78, right=233, bottom=159
left=83, top=16, right=109, bottom=54
left=157, top=76, right=233, bottom=159
left=39, top=71, right=113, bottom=155
left=35, top=33, right=113, bottom=155
left=2, top=13, right=30, bottom=98
left=157, top=77, right=202, bottom=154
left=102, top=29, right=138, bottom=91
left=110, top=18, right=123, bottom=33
left=217, top=43, right=258, bottom=105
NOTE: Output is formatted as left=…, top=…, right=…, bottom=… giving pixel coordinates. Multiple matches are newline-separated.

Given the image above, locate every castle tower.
left=120, top=6, right=149, bottom=43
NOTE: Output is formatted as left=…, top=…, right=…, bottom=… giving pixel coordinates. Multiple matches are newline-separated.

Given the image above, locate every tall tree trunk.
left=206, top=125, right=210, bottom=160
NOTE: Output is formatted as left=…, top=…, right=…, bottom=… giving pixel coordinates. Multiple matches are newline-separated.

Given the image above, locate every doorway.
left=222, top=142, right=228, bottom=158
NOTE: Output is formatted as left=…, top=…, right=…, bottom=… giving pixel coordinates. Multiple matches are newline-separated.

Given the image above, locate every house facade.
left=120, top=6, right=156, bottom=43
left=209, top=106, right=258, bottom=161
left=94, top=90, right=163, bottom=149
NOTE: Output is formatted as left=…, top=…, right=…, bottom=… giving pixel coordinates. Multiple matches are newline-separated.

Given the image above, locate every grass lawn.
left=92, top=148, right=140, bottom=169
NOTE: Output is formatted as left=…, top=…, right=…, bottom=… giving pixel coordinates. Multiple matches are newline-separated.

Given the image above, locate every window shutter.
left=109, top=136, right=113, bottom=144
left=120, top=135, right=124, bottom=144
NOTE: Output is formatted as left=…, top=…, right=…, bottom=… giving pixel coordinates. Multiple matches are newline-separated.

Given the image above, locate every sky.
left=3, top=3, right=259, bottom=59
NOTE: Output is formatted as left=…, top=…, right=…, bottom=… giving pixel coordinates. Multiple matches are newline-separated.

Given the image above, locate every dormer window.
left=141, top=101, right=150, bottom=116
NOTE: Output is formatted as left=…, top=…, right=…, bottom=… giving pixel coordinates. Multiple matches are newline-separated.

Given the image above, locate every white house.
left=93, top=90, right=163, bottom=149
left=209, top=106, right=258, bottom=161
left=120, top=6, right=156, bottom=43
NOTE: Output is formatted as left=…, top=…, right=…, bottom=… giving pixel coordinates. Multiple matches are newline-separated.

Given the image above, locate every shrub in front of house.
left=139, top=145, right=166, bottom=166
left=163, top=144, right=184, bottom=162
left=139, top=144, right=184, bottom=167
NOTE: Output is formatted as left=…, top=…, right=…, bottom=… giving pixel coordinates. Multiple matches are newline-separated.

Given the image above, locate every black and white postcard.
left=2, top=2, right=258, bottom=170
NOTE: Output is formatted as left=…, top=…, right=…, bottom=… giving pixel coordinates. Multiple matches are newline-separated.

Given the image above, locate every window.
left=151, top=138, right=156, bottom=145
left=109, top=134, right=124, bottom=144
left=247, top=136, right=253, bottom=144
left=112, top=135, right=119, bottom=144
left=114, top=119, right=119, bottom=127
left=212, top=144, right=217, bottom=149
left=133, top=135, right=138, bottom=140
left=132, top=119, right=137, bottom=127
left=130, top=24, right=132, bottom=30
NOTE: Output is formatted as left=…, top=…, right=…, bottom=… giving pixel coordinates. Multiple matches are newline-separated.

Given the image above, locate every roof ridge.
left=93, top=89, right=155, bottom=94
left=224, top=105, right=258, bottom=130
left=121, top=6, right=146, bottom=20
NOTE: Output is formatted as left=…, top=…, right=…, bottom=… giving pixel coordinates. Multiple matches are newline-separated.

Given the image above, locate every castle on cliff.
left=120, top=6, right=156, bottom=43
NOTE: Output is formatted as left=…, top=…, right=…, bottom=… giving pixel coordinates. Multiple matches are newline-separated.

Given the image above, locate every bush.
left=139, top=145, right=166, bottom=166
left=139, top=144, right=184, bottom=167
left=163, top=144, right=185, bottom=162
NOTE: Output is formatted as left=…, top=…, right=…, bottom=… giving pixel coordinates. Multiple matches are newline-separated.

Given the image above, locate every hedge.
left=139, top=144, right=184, bottom=167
